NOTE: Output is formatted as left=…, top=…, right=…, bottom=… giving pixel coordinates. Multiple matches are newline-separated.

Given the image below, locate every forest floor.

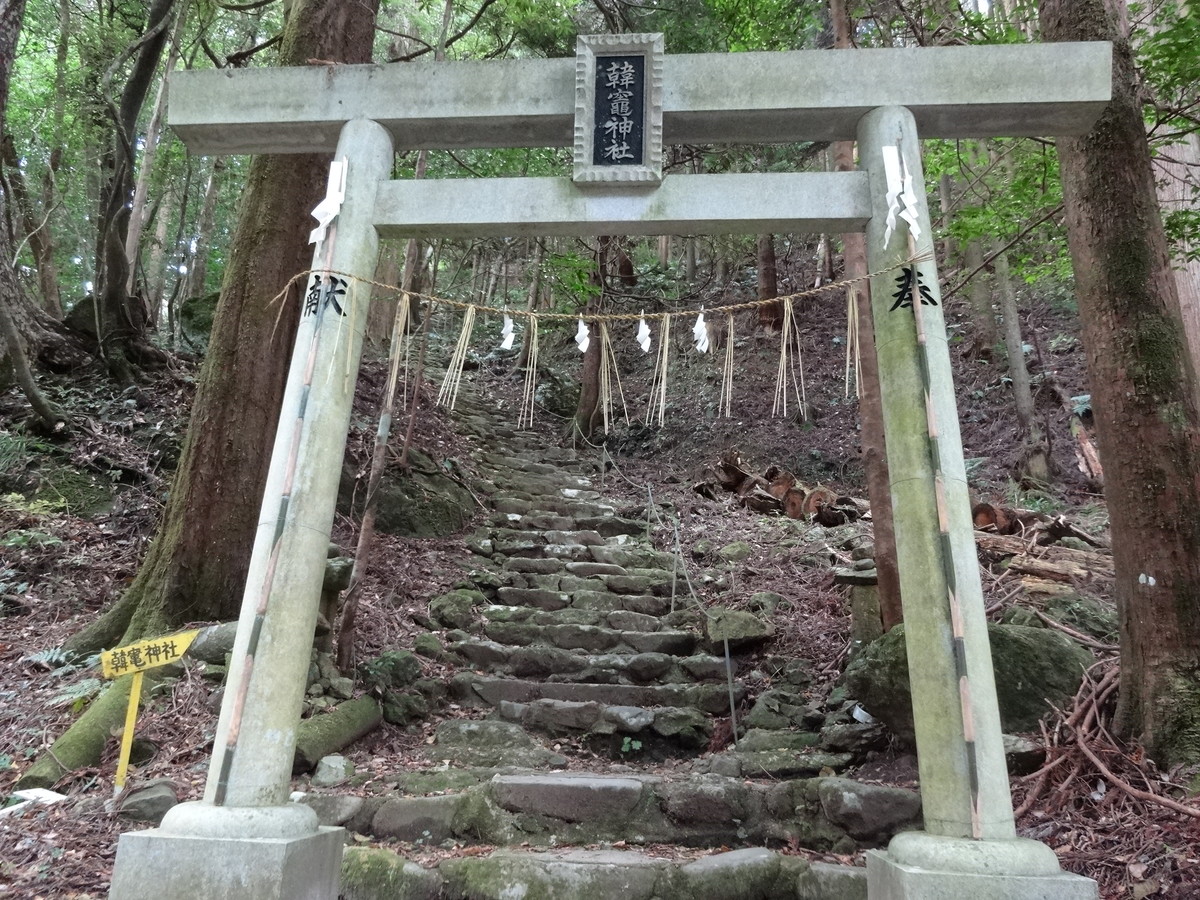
left=2, top=279, right=1198, bottom=898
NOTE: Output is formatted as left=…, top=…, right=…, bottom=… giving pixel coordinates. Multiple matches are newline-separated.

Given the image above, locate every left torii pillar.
left=109, top=118, right=393, bottom=900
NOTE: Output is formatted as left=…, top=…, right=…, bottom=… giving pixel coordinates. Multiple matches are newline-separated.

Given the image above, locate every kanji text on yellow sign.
left=101, top=630, right=200, bottom=679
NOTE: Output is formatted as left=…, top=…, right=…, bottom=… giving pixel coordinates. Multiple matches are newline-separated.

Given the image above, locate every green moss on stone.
left=340, top=847, right=443, bottom=900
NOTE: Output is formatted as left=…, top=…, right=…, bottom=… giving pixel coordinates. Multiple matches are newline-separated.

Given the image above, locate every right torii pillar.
left=858, top=105, right=1096, bottom=899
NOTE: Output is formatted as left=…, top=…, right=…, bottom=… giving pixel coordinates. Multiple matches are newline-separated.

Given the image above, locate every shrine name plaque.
left=574, top=34, right=663, bottom=185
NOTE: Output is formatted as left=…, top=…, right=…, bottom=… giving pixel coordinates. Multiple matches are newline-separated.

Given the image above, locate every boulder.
left=360, top=650, right=422, bottom=691
left=718, top=541, right=753, bottom=563
left=312, top=754, right=354, bottom=787
left=339, top=448, right=474, bottom=538
left=340, top=847, right=443, bottom=900
left=433, top=720, right=567, bottom=769
left=842, top=623, right=1094, bottom=743
left=429, top=590, right=483, bottom=630
left=118, top=780, right=178, bottom=824
left=706, top=607, right=774, bottom=650
left=815, top=778, right=921, bottom=841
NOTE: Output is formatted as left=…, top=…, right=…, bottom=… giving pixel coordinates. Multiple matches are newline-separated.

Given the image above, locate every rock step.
left=488, top=512, right=646, bottom=538
left=452, top=675, right=745, bottom=717
left=490, top=493, right=618, bottom=519
left=474, top=617, right=698, bottom=656
left=449, top=639, right=727, bottom=685
left=340, top=845, right=868, bottom=900
left=481, top=603, right=671, bottom=632
left=487, top=585, right=679, bottom=617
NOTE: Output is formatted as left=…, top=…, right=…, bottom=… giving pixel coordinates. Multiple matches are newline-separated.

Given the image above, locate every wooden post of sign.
left=114, top=671, right=144, bottom=794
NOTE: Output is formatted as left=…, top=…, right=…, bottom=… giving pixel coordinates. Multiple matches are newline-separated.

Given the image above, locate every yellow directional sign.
left=100, top=629, right=201, bottom=793
left=101, top=630, right=200, bottom=680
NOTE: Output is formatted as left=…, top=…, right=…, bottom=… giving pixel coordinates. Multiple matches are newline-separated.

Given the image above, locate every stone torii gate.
left=110, top=39, right=1109, bottom=900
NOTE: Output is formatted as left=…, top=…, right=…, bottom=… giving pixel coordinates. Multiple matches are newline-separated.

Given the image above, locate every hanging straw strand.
left=518, top=318, right=539, bottom=429
left=437, top=305, right=475, bottom=409
left=719, top=312, right=735, bottom=418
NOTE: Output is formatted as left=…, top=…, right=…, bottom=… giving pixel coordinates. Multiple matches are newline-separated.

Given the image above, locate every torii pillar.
left=857, top=106, right=1096, bottom=898
left=109, top=118, right=393, bottom=900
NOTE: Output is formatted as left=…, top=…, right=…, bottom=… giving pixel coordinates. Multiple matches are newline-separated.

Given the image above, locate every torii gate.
left=110, top=39, right=1109, bottom=900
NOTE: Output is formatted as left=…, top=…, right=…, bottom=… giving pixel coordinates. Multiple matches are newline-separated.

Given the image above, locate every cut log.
left=742, top=487, right=784, bottom=514
left=783, top=487, right=807, bottom=520
left=802, top=486, right=838, bottom=517
left=766, top=470, right=796, bottom=500
left=972, top=503, right=1109, bottom=549
left=292, top=696, right=382, bottom=772
left=974, top=531, right=1114, bottom=582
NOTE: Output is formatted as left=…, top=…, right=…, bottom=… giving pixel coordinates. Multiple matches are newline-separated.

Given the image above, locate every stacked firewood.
left=694, top=450, right=865, bottom=526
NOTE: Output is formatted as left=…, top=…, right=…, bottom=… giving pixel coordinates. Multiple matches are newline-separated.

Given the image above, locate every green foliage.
left=1133, top=1, right=1200, bottom=137
left=542, top=251, right=601, bottom=311
left=0, top=529, right=64, bottom=549
left=924, top=138, right=1071, bottom=285
left=619, top=736, right=642, bottom=755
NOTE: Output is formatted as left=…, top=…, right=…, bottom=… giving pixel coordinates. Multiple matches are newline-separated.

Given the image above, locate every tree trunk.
left=1154, top=133, right=1200, bottom=366
left=124, top=12, right=183, bottom=297
left=89, top=0, right=177, bottom=382
left=65, top=0, right=381, bottom=655
left=2, top=137, right=63, bottom=317
left=831, top=0, right=901, bottom=630
left=183, top=158, right=225, bottom=301
left=757, top=233, right=782, bottom=329
left=963, top=239, right=999, bottom=357
left=1042, top=0, right=1200, bottom=766
left=994, top=244, right=1051, bottom=483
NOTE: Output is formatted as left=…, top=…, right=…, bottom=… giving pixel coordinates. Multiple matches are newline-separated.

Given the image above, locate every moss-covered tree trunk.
left=1041, top=0, right=1200, bottom=765
left=67, top=0, right=381, bottom=655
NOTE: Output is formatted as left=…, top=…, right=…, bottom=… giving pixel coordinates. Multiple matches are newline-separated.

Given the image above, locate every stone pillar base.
left=867, top=833, right=1098, bottom=900
left=108, top=824, right=344, bottom=900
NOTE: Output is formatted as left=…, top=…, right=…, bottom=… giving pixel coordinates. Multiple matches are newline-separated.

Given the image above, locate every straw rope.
left=268, top=252, right=933, bottom=326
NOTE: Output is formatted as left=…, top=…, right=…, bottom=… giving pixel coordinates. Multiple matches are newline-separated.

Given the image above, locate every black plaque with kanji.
left=592, top=55, right=645, bottom=166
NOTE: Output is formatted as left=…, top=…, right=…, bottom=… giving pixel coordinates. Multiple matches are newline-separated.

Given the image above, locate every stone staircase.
left=306, top=393, right=921, bottom=899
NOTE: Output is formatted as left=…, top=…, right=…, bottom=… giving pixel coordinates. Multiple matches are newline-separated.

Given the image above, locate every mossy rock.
left=382, top=690, right=428, bottom=726
left=429, top=589, right=484, bottom=630
left=340, top=847, right=443, bottom=900
left=360, top=651, right=421, bottom=691
left=338, top=448, right=474, bottom=539
left=1042, top=594, right=1118, bottom=643
left=843, top=623, right=1093, bottom=743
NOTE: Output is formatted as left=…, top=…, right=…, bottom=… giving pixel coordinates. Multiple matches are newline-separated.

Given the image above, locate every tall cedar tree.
left=1042, top=0, right=1200, bottom=764
left=67, top=0, right=381, bottom=653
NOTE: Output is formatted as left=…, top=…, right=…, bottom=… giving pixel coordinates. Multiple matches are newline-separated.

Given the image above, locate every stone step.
left=482, top=603, right=663, bottom=633
left=491, top=584, right=676, bottom=617
left=315, top=768, right=917, bottom=858
left=497, top=698, right=712, bottom=749
left=476, top=616, right=699, bottom=656
left=490, top=493, right=617, bottom=519
left=449, top=639, right=729, bottom=685
left=452, top=675, right=745, bottom=716
left=341, top=846, right=869, bottom=900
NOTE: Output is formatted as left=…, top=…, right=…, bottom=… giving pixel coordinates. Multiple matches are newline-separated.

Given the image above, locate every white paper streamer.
left=881, top=145, right=922, bottom=246
left=881, top=145, right=903, bottom=247
left=635, top=316, right=651, bottom=353
left=574, top=318, right=590, bottom=353
left=899, top=167, right=922, bottom=241
left=693, top=311, right=709, bottom=353
left=309, top=158, right=347, bottom=245
left=500, top=314, right=515, bottom=350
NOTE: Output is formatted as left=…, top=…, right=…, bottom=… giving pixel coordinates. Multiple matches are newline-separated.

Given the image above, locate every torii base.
left=108, top=802, right=343, bottom=900
left=866, top=833, right=1097, bottom=900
